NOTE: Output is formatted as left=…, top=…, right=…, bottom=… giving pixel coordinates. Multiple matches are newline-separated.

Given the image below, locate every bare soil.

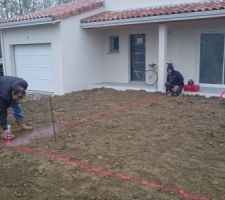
left=0, top=88, right=225, bottom=200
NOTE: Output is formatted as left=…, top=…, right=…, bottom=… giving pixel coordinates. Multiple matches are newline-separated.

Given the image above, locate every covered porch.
left=91, top=82, right=225, bottom=98
left=81, top=1, right=225, bottom=98
left=93, top=82, right=156, bottom=92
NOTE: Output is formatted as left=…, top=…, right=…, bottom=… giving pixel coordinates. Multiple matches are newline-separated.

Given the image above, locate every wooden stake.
left=49, top=96, right=57, bottom=143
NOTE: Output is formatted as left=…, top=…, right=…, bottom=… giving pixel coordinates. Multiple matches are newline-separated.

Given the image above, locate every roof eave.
left=0, top=17, right=60, bottom=29
left=80, top=9, right=225, bottom=28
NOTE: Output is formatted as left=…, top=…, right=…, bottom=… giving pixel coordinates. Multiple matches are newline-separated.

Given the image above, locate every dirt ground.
left=0, top=88, right=225, bottom=200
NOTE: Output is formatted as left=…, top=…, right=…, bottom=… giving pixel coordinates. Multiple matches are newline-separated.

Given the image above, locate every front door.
left=130, top=34, right=146, bottom=81
left=200, top=33, right=225, bottom=85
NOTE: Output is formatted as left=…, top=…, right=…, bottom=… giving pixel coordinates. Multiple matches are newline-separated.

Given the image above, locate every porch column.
left=158, top=24, right=167, bottom=92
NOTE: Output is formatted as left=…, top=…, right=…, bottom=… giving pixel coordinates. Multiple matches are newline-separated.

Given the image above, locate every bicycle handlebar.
left=149, top=63, right=157, bottom=67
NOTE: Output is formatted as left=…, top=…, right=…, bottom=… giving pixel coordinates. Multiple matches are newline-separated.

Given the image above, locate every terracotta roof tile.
left=0, top=0, right=103, bottom=24
left=81, top=0, right=225, bottom=23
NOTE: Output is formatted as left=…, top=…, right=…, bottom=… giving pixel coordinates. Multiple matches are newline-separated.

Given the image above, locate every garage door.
left=15, top=44, right=53, bottom=92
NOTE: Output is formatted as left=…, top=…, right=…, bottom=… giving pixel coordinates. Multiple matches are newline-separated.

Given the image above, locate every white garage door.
left=15, top=44, right=53, bottom=92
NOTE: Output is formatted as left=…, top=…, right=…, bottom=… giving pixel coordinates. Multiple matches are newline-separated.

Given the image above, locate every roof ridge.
left=107, top=0, right=224, bottom=13
left=0, top=0, right=104, bottom=24
left=81, top=0, right=225, bottom=24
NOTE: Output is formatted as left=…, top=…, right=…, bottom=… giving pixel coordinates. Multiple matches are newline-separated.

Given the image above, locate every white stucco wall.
left=60, top=7, right=105, bottom=93
left=167, top=19, right=225, bottom=84
left=104, top=0, right=204, bottom=11
left=1, top=24, right=64, bottom=95
left=103, top=24, right=158, bottom=83
left=103, top=18, right=225, bottom=85
left=0, top=7, right=105, bottom=95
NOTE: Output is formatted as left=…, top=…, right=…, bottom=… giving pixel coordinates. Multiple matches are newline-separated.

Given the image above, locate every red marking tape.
left=57, top=97, right=168, bottom=129
left=220, top=91, right=225, bottom=99
left=2, top=96, right=209, bottom=200
left=6, top=97, right=167, bottom=147
left=16, top=146, right=209, bottom=200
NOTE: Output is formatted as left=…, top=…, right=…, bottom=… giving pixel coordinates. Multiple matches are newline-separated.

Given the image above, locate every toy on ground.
left=184, top=79, right=200, bottom=92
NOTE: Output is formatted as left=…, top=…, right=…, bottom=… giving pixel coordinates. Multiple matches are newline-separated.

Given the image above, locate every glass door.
left=200, top=33, right=225, bottom=85
left=130, top=34, right=146, bottom=81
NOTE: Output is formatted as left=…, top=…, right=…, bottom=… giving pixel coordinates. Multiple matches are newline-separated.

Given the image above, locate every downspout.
left=0, top=30, right=6, bottom=75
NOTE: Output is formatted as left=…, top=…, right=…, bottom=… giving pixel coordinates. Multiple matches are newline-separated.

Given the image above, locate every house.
left=0, top=0, right=225, bottom=96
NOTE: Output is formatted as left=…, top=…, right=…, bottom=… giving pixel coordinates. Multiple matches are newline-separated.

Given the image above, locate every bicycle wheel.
left=145, top=70, right=158, bottom=86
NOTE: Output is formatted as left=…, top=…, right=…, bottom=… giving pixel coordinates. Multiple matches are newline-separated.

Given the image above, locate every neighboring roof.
left=81, top=0, right=225, bottom=26
left=0, top=0, right=103, bottom=25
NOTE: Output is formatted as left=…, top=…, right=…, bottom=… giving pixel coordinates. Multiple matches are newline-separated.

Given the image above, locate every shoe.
left=16, top=120, right=33, bottom=131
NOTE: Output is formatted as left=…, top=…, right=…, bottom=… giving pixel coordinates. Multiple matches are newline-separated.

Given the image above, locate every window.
left=109, top=36, right=119, bottom=53
left=200, top=33, right=225, bottom=85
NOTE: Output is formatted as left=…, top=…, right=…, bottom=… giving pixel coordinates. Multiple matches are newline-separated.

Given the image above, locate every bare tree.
left=0, top=0, right=73, bottom=20
left=0, top=0, right=9, bottom=19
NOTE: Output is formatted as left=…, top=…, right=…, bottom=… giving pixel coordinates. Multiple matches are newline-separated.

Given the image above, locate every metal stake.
left=155, top=82, right=158, bottom=104
left=49, top=96, right=57, bottom=142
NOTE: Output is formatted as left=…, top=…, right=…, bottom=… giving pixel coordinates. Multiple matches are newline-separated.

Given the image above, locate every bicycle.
left=145, top=63, right=158, bottom=86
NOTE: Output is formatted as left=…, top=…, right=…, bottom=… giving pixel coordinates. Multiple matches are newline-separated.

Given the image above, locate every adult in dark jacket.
left=165, top=63, right=184, bottom=96
left=0, top=76, right=32, bottom=140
